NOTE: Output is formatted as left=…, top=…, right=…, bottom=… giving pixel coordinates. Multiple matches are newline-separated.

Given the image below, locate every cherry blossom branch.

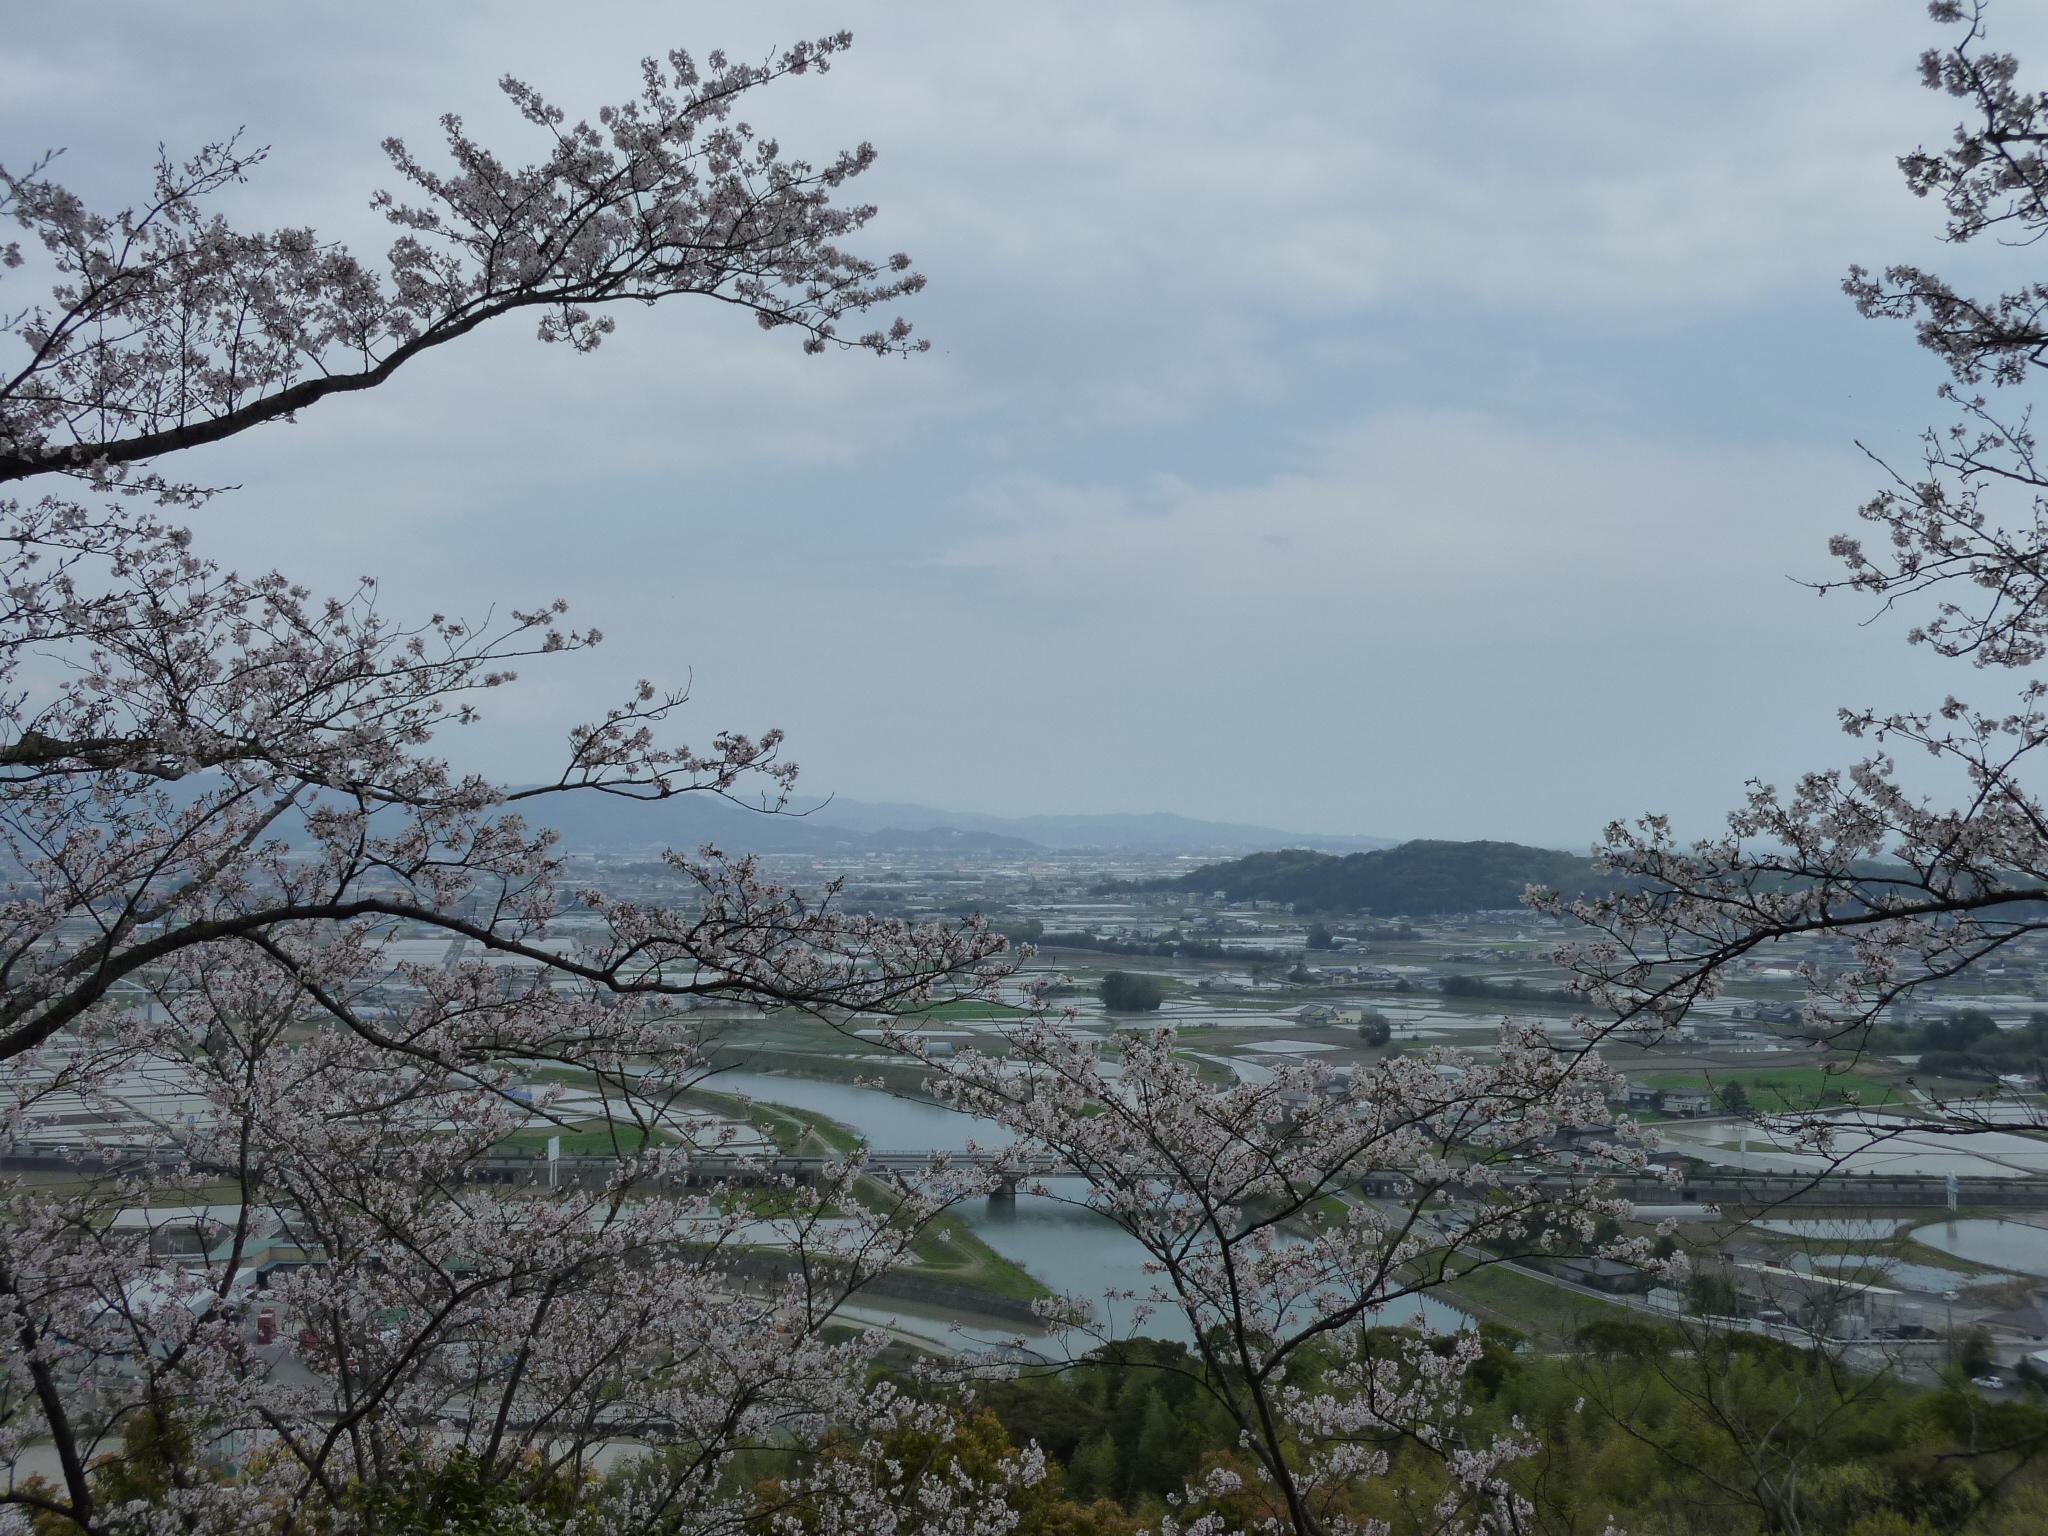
left=0, top=35, right=925, bottom=492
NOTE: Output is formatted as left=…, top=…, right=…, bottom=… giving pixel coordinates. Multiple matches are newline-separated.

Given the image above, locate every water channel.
left=703, top=1067, right=1464, bottom=1341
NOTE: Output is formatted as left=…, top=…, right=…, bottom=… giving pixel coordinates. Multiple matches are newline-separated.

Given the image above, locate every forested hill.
left=1124, top=840, right=1606, bottom=915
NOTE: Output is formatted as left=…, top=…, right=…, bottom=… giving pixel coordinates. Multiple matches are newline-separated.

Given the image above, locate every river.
left=701, top=1066, right=1464, bottom=1343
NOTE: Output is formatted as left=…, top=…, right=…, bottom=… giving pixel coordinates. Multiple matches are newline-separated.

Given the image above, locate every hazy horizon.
left=785, top=794, right=1522, bottom=850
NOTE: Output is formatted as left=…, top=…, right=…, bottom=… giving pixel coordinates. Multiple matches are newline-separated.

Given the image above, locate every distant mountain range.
left=518, top=792, right=1398, bottom=856
left=1118, top=840, right=1608, bottom=915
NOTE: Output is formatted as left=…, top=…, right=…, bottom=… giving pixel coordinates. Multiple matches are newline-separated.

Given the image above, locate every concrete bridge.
left=0, top=1143, right=1075, bottom=1200
left=9, top=1146, right=2047, bottom=1211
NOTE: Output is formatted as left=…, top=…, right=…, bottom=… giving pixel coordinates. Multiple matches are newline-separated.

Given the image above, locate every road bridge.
left=9, top=1146, right=2047, bottom=1210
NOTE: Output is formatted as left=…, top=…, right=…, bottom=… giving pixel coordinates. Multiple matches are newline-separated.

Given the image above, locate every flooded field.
left=1911, top=1218, right=2048, bottom=1279
left=1661, top=1116, right=2048, bottom=1179
left=1752, top=1218, right=1904, bottom=1241
left=1788, top=1253, right=1976, bottom=1293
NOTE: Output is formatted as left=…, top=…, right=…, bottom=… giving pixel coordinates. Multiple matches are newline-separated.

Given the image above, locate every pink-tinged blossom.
left=871, top=1014, right=1659, bottom=1536
left=1548, top=2, right=2048, bottom=1158
left=0, top=50, right=1029, bottom=1536
left=0, top=34, right=924, bottom=496
left=0, top=26, right=1678, bottom=1536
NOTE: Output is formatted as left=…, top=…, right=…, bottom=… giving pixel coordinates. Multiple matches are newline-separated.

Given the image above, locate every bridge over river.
left=9, top=1147, right=2045, bottom=1211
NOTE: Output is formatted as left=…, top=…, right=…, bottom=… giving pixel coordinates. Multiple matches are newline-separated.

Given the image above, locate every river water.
left=703, top=1067, right=1464, bottom=1341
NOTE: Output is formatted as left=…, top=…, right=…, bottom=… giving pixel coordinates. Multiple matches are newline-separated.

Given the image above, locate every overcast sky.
left=9, top=2, right=2046, bottom=847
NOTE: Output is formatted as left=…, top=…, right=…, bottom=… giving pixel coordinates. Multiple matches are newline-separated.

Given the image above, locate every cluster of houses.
left=1614, top=1079, right=1718, bottom=1117
left=1292, top=964, right=1410, bottom=989
left=1292, top=1002, right=1375, bottom=1027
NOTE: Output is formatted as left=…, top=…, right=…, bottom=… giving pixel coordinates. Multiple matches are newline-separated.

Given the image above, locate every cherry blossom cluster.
left=1547, top=1, right=2048, bottom=1142
left=0, top=45, right=1030, bottom=1536
left=1, top=32, right=922, bottom=493
left=0, top=22, right=1689, bottom=1536
left=871, top=1015, right=1661, bottom=1536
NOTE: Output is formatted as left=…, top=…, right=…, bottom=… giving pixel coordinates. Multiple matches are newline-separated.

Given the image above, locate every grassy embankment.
left=1431, top=1258, right=1633, bottom=1345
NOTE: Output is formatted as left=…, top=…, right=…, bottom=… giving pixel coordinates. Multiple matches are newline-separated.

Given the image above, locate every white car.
left=1971, top=1375, right=2006, bottom=1391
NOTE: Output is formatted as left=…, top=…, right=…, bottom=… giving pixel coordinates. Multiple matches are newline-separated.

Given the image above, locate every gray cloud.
left=2, top=0, right=2030, bottom=844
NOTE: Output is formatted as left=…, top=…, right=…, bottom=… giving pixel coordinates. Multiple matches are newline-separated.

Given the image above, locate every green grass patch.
left=495, top=1123, right=672, bottom=1156
left=903, top=1212, right=1052, bottom=1303
left=674, top=1085, right=860, bottom=1156
left=897, top=999, right=1029, bottom=1022
left=1636, top=1065, right=1903, bottom=1112
left=1431, top=1258, right=1635, bottom=1346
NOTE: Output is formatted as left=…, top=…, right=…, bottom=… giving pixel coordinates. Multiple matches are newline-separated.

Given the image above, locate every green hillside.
left=1133, top=839, right=1608, bottom=916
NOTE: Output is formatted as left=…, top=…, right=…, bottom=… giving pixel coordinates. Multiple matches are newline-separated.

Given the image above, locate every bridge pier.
left=988, top=1173, right=1019, bottom=1206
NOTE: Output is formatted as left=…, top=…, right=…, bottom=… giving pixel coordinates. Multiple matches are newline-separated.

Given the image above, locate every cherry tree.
left=886, top=1017, right=1660, bottom=1536
left=0, top=32, right=925, bottom=495
left=0, top=39, right=1027, bottom=1536
left=1548, top=0, right=2048, bottom=1139
left=0, top=27, right=1661, bottom=1536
